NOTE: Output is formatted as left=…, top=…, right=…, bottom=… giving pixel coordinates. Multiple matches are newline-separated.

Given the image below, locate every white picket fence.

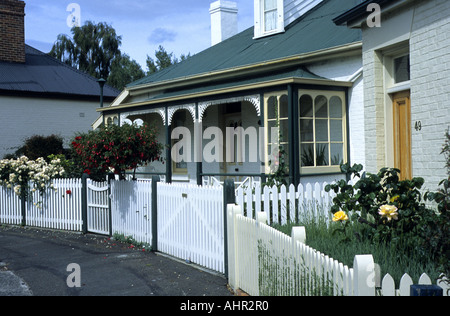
left=227, top=204, right=355, bottom=296
left=2, top=178, right=448, bottom=296
left=110, top=179, right=153, bottom=246
left=0, top=184, right=22, bottom=225
left=227, top=204, right=448, bottom=296
left=0, top=179, right=83, bottom=231
left=157, top=182, right=225, bottom=273
left=236, top=182, right=337, bottom=224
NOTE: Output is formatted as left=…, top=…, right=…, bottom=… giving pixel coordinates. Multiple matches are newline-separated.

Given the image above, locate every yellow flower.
left=333, top=211, right=349, bottom=222
left=378, top=205, right=398, bottom=221
left=390, top=195, right=400, bottom=203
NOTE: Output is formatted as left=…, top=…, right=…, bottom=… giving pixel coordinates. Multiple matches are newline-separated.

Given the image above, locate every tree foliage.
left=146, top=45, right=190, bottom=74
left=107, top=53, right=146, bottom=90
left=50, top=22, right=191, bottom=90
left=50, top=21, right=122, bottom=80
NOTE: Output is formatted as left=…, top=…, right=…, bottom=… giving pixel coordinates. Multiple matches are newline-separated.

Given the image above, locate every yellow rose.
left=333, top=211, right=349, bottom=222
left=378, top=205, right=398, bottom=221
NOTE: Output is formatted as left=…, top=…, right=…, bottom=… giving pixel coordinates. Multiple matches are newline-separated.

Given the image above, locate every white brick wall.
left=410, top=0, right=450, bottom=190
left=361, top=0, right=450, bottom=190
left=0, top=96, right=100, bottom=158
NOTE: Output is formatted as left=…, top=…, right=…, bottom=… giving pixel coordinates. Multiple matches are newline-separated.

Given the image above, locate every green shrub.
left=5, top=134, right=65, bottom=161
left=325, top=164, right=433, bottom=248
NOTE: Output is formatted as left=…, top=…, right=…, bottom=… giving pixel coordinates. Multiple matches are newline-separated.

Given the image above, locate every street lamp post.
left=97, top=78, right=106, bottom=108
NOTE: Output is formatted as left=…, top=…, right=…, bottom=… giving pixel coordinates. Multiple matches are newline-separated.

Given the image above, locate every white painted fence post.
left=256, top=211, right=268, bottom=225
left=353, top=255, right=376, bottom=296
left=291, top=226, right=306, bottom=244
left=227, top=204, right=241, bottom=292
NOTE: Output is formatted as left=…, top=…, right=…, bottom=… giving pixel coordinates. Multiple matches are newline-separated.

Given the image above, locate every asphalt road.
left=0, top=225, right=233, bottom=296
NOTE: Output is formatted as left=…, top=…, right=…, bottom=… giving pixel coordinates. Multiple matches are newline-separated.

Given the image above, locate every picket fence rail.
left=0, top=184, right=21, bottom=226
left=227, top=204, right=448, bottom=296
left=1, top=177, right=448, bottom=296
left=0, top=179, right=83, bottom=231
left=227, top=204, right=356, bottom=296
left=236, top=182, right=338, bottom=224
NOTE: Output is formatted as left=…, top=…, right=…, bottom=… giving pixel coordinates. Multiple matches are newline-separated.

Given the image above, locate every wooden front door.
left=392, top=91, right=412, bottom=180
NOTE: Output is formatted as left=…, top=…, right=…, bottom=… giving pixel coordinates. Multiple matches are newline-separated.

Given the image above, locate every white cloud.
left=25, top=0, right=255, bottom=70
left=148, top=28, right=177, bottom=44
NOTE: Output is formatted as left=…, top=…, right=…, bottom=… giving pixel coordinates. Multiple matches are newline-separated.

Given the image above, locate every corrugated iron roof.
left=0, top=45, right=119, bottom=99
left=129, top=0, right=362, bottom=88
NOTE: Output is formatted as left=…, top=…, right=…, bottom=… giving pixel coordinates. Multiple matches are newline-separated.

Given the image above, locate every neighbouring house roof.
left=128, top=0, right=362, bottom=91
left=0, top=45, right=119, bottom=100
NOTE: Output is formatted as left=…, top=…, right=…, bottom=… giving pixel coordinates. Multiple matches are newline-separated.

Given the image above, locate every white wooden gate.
left=110, top=179, right=153, bottom=245
left=157, top=183, right=225, bottom=273
left=86, top=179, right=110, bottom=235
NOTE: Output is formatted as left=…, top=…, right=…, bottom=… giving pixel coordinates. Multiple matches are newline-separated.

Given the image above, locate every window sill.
left=300, top=166, right=342, bottom=175
left=253, top=28, right=285, bottom=40
left=387, top=81, right=410, bottom=94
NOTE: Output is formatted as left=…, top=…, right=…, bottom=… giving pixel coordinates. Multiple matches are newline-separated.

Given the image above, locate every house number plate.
left=415, top=121, right=422, bottom=131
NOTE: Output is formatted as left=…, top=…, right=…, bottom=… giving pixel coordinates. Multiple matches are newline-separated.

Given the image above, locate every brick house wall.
left=362, top=0, right=450, bottom=191
left=0, top=0, right=25, bottom=63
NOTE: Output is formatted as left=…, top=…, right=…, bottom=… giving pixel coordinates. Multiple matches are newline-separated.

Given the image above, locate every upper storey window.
left=254, top=0, right=284, bottom=38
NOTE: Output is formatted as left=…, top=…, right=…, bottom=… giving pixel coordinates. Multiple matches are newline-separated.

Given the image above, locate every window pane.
left=265, top=11, right=278, bottom=32
left=265, top=0, right=277, bottom=10
left=300, top=119, right=313, bottom=142
left=301, top=144, right=314, bottom=167
left=299, top=95, right=313, bottom=117
left=279, top=95, right=289, bottom=118
left=315, top=96, right=328, bottom=118
left=330, top=143, right=344, bottom=166
left=268, top=120, right=278, bottom=143
left=279, top=119, right=289, bottom=142
left=316, top=143, right=329, bottom=166
left=315, top=119, right=328, bottom=142
left=329, top=96, right=342, bottom=118
left=279, top=144, right=289, bottom=168
left=267, top=96, right=277, bottom=119
left=394, top=55, right=410, bottom=83
left=330, top=120, right=343, bottom=142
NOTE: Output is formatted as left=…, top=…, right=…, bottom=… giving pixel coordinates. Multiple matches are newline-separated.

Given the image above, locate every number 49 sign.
left=415, top=121, right=422, bottom=131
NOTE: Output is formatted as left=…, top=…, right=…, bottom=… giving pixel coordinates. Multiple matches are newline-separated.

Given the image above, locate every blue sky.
left=24, top=1, right=254, bottom=71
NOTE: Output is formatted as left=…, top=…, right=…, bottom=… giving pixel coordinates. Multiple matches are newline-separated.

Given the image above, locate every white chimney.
left=210, top=1, right=238, bottom=46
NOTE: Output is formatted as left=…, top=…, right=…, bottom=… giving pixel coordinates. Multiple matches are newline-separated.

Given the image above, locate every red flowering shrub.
left=71, top=123, right=163, bottom=181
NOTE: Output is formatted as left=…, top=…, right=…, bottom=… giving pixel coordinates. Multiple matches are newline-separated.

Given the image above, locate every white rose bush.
left=0, top=156, right=65, bottom=203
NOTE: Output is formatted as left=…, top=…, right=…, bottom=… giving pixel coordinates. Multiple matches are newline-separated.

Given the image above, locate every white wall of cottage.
left=362, top=0, right=450, bottom=191
left=0, top=96, right=101, bottom=159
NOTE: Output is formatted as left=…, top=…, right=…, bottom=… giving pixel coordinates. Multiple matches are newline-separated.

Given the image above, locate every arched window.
left=264, top=92, right=289, bottom=174
left=299, top=90, right=346, bottom=173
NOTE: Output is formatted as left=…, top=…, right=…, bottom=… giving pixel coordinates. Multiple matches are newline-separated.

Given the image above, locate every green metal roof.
left=129, top=0, right=362, bottom=89
left=142, top=66, right=326, bottom=103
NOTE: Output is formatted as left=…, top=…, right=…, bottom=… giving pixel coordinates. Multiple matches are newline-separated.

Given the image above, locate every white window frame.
left=263, top=91, right=289, bottom=174
left=298, top=90, right=348, bottom=175
left=254, top=0, right=285, bottom=39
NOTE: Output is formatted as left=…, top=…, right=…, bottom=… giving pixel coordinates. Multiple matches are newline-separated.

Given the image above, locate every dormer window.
left=254, top=0, right=284, bottom=38
left=264, top=0, right=278, bottom=32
